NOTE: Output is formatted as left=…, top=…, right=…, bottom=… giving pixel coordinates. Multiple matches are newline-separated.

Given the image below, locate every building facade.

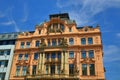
left=0, top=32, right=20, bottom=80
left=10, top=13, right=105, bottom=80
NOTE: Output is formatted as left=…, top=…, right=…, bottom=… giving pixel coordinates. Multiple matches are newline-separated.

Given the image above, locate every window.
left=4, top=50, right=10, bottom=55
left=20, top=42, right=24, bottom=48
left=81, top=38, right=86, bottom=45
left=69, top=64, right=74, bottom=75
left=0, top=61, right=1, bottom=67
left=34, top=53, right=39, bottom=60
left=81, top=50, right=86, bottom=58
left=90, top=64, right=95, bottom=75
left=39, top=30, right=41, bottom=34
left=88, top=50, right=94, bottom=58
left=46, top=65, right=48, bottom=74
left=58, top=39, right=60, bottom=46
left=61, top=24, right=64, bottom=32
left=69, top=27, right=72, bottom=32
left=82, top=64, right=87, bottom=75
left=26, top=42, right=30, bottom=48
left=32, top=65, right=36, bottom=75
left=36, top=41, right=40, bottom=47
left=69, top=38, right=74, bottom=45
left=4, top=60, right=8, bottom=67
left=22, top=66, right=27, bottom=76
left=0, top=73, right=5, bottom=80
left=16, top=66, right=20, bottom=76
left=46, top=54, right=49, bottom=60
left=0, top=51, right=4, bottom=55
left=18, top=54, right=23, bottom=60
left=69, top=51, right=74, bottom=58
left=57, top=65, right=61, bottom=74
left=51, top=65, right=55, bottom=74
left=52, top=39, right=56, bottom=46
left=88, top=37, right=93, bottom=44
left=24, top=54, right=28, bottom=60
left=58, top=52, right=61, bottom=60
left=48, top=40, right=50, bottom=46
left=51, top=52, right=56, bottom=60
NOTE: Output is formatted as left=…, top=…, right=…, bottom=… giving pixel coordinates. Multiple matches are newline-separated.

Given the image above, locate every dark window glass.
left=69, top=27, right=72, bottom=32
left=18, top=54, right=23, bottom=60
left=0, top=51, right=4, bottom=55
left=46, top=65, right=48, bottom=74
left=34, top=53, right=39, bottom=60
left=58, top=39, right=60, bottom=46
left=20, top=42, right=24, bottom=48
left=69, top=51, right=74, bottom=58
left=4, top=60, right=8, bottom=67
left=24, top=54, right=29, bottom=60
left=61, top=25, right=64, bottom=31
left=88, top=37, right=93, bottom=44
left=32, top=65, right=36, bottom=75
left=69, top=38, right=74, bottom=45
left=89, top=50, right=94, bottom=58
left=48, top=40, right=50, bottom=46
left=51, top=52, right=56, bottom=59
left=46, top=54, right=49, bottom=60
left=69, top=64, right=74, bottom=75
left=58, top=52, right=61, bottom=60
left=36, top=41, right=40, bottom=47
left=57, top=65, right=61, bottom=74
left=81, top=38, right=86, bottom=45
left=22, top=66, right=27, bottom=76
left=81, top=50, right=86, bottom=58
left=51, top=65, right=55, bottom=74
left=26, top=42, right=30, bottom=48
left=16, top=66, right=20, bottom=76
left=52, top=39, right=56, bottom=46
left=90, top=64, right=95, bottom=75
left=82, top=64, right=87, bottom=75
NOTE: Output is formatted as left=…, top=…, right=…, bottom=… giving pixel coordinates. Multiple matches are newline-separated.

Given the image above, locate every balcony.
left=25, top=74, right=79, bottom=80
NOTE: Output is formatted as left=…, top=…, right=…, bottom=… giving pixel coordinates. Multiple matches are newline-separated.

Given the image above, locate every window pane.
left=34, top=53, right=39, bottom=60
left=88, top=38, right=93, bottom=44
left=36, top=41, right=40, bottom=47
left=46, top=54, right=49, bottom=60
left=90, top=64, right=95, bottom=75
left=89, top=50, right=94, bottom=58
left=4, top=60, right=8, bottom=67
left=48, top=40, right=50, bottom=46
left=16, top=66, right=20, bottom=76
left=81, top=38, right=86, bottom=45
left=20, top=42, right=24, bottom=48
left=81, top=50, right=86, bottom=58
left=52, top=39, right=56, bottom=46
left=57, top=65, right=61, bottom=74
left=26, top=42, right=30, bottom=48
left=69, top=27, right=72, bottom=32
left=51, top=65, right=55, bottom=74
left=69, top=51, right=74, bottom=58
left=51, top=52, right=56, bottom=59
left=69, top=38, right=74, bottom=45
left=58, top=52, right=61, bottom=60
left=82, top=64, right=87, bottom=75
left=22, top=66, right=27, bottom=76
left=32, top=65, right=36, bottom=75
left=69, top=64, right=74, bottom=75
left=46, top=65, right=48, bottom=74
left=18, top=54, right=23, bottom=60
left=24, top=54, right=28, bottom=60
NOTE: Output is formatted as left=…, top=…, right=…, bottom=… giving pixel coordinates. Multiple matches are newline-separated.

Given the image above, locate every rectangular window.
left=20, top=42, right=24, bottom=48
left=69, top=38, right=74, bottom=45
left=46, top=65, right=48, bottom=74
left=48, top=40, right=50, bottom=46
left=81, top=50, right=86, bottom=58
left=7, top=50, right=10, bottom=55
left=69, top=64, right=74, bottom=75
left=50, top=65, right=55, bottom=74
left=90, top=64, right=95, bottom=75
left=57, top=65, right=61, bottom=74
left=0, top=61, right=1, bottom=67
left=22, top=66, right=27, bottom=76
left=69, top=51, right=74, bottom=58
left=51, top=52, right=56, bottom=60
left=16, top=66, right=20, bottom=76
left=52, top=39, right=56, bottom=46
left=82, top=64, right=87, bottom=75
left=26, top=42, right=30, bottom=48
left=58, top=52, right=61, bottom=60
left=18, top=54, right=23, bottom=60
left=88, top=37, right=93, bottom=44
left=0, top=73, right=5, bottom=80
left=4, top=60, right=8, bottom=67
left=89, top=50, right=94, bottom=58
left=69, top=27, right=72, bottom=32
left=34, top=53, right=39, bottom=60
left=58, top=39, right=60, bottom=46
left=32, top=65, right=36, bottom=75
left=36, top=41, right=40, bottom=47
left=46, top=54, right=49, bottom=60
left=81, top=38, right=86, bottom=45
left=0, top=51, right=4, bottom=55
left=24, top=54, right=28, bottom=60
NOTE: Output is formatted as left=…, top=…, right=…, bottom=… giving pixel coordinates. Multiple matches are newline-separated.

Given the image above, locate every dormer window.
left=69, top=27, right=72, bottom=32
left=39, top=30, right=41, bottom=34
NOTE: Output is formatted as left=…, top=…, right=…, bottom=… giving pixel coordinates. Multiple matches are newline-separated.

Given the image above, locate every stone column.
left=61, top=51, right=64, bottom=72
left=38, top=53, right=42, bottom=74
left=87, top=64, right=90, bottom=76
left=65, top=51, right=69, bottom=75
left=42, top=53, right=45, bottom=74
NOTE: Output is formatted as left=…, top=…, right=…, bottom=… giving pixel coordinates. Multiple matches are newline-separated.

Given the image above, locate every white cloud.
left=56, top=0, right=120, bottom=26
left=21, top=3, right=28, bottom=22
left=104, top=45, right=120, bottom=62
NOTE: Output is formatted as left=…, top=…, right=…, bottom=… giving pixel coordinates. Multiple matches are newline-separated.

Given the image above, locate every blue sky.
left=0, top=0, right=120, bottom=79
